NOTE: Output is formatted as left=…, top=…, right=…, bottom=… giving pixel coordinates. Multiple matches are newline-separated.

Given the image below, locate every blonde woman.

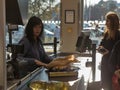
left=98, top=11, right=120, bottom=90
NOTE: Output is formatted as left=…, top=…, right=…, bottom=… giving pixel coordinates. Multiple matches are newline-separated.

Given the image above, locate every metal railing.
left=43, top=37, right=59, bottom=57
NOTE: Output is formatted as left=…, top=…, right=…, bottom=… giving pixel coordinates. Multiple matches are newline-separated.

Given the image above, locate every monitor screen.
left=76, top=31, right=92, bottom=52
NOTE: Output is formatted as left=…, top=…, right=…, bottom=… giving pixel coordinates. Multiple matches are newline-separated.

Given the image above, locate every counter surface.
left=7, top=55, right=92, bottom=90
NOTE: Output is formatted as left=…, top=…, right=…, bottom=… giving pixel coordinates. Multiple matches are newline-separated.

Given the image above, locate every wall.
left=60, top=0, right=82, bottom=53
left=0, top=0, right=6, bottom=89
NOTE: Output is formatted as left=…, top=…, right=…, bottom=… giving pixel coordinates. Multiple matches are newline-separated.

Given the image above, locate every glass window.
left=84, top=0, right=120, bottom=44
left=29, top=0, right=61, bottom=53
left=6, top=0, right=61, bottom=54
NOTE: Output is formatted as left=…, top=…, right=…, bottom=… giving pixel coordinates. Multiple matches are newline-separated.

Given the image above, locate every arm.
left=34, top=60, right=48, bottom=68
left=18, top=38, right=36, bottom=65
left=99, top=38, right=105, bottom=48
left=108, top=41, right=120, bottom=74
left=39, top=40, right=53, bottom=64
left=19, top=38, right=48, bottom=67
left=43, top=53, right=53, bottom=64
left=98, top=38, right=108, bottom=55
left=99, top=33, right=107, bottom=47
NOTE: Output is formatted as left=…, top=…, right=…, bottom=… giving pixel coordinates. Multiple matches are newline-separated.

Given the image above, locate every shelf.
left=49, top=71, right=78, bottom=77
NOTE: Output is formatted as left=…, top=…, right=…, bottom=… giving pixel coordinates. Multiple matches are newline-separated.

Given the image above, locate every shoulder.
left=19, top=36, right=30, bottom=45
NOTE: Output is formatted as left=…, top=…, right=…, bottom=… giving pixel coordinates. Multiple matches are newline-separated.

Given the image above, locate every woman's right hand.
left=35, top=60, right=48, bottom=68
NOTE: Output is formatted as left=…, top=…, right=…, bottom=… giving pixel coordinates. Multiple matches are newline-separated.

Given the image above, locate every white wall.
left=60, top=0, right=82, bottom=53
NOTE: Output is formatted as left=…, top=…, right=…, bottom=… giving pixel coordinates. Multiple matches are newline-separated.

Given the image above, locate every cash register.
left=7, top=44, right=29, bottom=79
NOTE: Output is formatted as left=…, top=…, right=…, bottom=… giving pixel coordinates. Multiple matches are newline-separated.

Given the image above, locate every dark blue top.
left=18, top=36, right=53, bottom=71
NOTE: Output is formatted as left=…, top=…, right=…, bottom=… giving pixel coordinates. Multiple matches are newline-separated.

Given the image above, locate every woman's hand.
left=35, top=60, right=48, bottom=68
left=97, top=46, right=109, bottom=55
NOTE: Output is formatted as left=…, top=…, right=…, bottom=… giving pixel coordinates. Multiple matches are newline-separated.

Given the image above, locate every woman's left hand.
left=97, top=46, right=109, bottom=55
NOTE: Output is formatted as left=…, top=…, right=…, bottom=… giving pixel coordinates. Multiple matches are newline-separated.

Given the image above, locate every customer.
left=19, top=16, right=53, bottom=71
left=98, top=11, right=120, bottom=90
left=109, top=40, right=120, bottom=90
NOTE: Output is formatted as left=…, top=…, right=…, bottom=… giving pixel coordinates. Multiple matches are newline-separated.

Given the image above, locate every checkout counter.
left=7, top=53, right=92, bottom=90
left=7, top=35, right=95, bottom=90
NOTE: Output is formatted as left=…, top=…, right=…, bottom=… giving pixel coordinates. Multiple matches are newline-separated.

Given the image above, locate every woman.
left=98, top=11, right=120, bottom=90
left=19, top=16, right=53, bottom=71
left=109, top=39, right=120, bottom=90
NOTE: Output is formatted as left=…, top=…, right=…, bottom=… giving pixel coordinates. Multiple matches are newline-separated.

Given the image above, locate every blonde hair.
left=104, top=11, right=120, bottom=39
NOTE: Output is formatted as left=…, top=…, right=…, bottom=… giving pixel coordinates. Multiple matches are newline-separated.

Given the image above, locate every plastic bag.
left=112, top=71, right=120, bottom=90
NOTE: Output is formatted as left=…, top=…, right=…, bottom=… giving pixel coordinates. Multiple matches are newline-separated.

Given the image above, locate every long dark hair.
left=25, top=16, right=44, bottom=43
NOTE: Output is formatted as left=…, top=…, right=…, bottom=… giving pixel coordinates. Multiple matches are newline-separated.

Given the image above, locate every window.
left=28, top=0, right=61, bottom=53
left=84, top=0, right=120, bottom=44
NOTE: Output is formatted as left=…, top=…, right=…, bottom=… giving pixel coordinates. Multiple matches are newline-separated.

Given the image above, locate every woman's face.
left=33, top=24, right=42, bottom=37
left=106, top=19, right=111, bottom=29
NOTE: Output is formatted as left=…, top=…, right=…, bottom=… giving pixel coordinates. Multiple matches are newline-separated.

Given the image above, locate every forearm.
left=34, top=60, right=48, bottom=68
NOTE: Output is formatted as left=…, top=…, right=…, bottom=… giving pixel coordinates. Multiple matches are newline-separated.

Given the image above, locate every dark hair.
left=25, top=16, right=43, bottom=42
